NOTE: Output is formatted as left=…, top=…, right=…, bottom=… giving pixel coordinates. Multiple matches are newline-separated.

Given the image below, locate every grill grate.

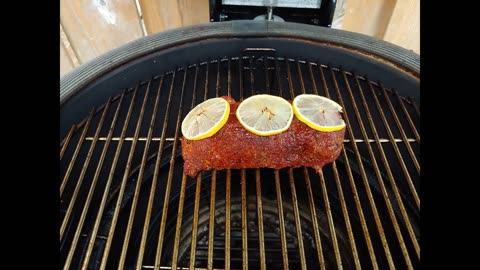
left=60, top=56, right=420, bottom=270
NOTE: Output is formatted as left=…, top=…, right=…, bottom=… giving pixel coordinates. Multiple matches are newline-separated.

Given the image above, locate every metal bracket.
left=242, top=47, right=277, bottom=59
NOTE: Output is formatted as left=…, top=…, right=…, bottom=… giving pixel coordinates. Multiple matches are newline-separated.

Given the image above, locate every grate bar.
left=205, top=62, right=223, bottom=270
left=227, top=59, right=232, bottom=97
left=342, top=148, right=379, bottom=269
left=240, top=169, right=248, bottom=270
left=264, top=56, right=270, bottom=94
left=318, top=169, right=344, bottom=269
left=84, top=136, right=416, bottom=143
left=237, top=58, right=247, bottom=270
left=224, top=170, right=231, bottom=270
left=63, top=95, right=120, bottom=269
left=288, top=169, right=307, bottom=270
left=207, top=171, right=218, bottom=269
left=225, top=60, right=232, bottom=270
left=304, top=63, right=332, bottom=269
left=285, top=60, right=295, bottom=98
left=154, top=71, right=184, bottom=268
left=399, top=95, right=420, bottom=143
left=296, top=62, right=306, bottom=93
left=171, top=173, right=189, bottom=269
left=189, top=64, right=209, bottom=269
left=408, top=97, right=420, bottom=116
left=320, top=65, right=396, bottom=269
left=98, top=82, right=149, bottom=270
left=274, top=170, right=289, bottom=270
left=249, top=58, right=255, bottom=96
left=356, top=77, right=420, bottom=258
left=255, top=169, right=267, bottom=270
left=204, top=62, right=210, bottom=100
left=186, top=66, right=202, bottom=270
left=61, top=98, right=111, bottom=240
left=285, top=60, right=307, bottom=269
left=371, top=81, right=420, bottom=206
left=307, top=62, right=320, bottom=94
left=168, top=70, right=187, bottom=269
left=337, top=68, right=413, bottom=269
left=190, top=173, right=203, bottom=270
left=303, top=168, right=327, bottom=270
left=142, top=266, right=232, bottom=270
left=308, top=62, right=360, bottom=269
left=118, top=79, right=159, bottom=269
left=331, top=161, right=362, bottom=269
left=274, top=59, right=284, bottom=97
left=132, top=76, right=165, bottom=269
left=60, top=125, right=75, bottom=160
left=216, top=61, right=221, bottom=97
left=134, top=75, right=170, bottom=268
left=60, top=108, right=95, bottom=196
left=238, top=60, right=244, bottom=100
left=381, top=87, right=420, bottom=174
left=80, top=89, right=136, bottom=269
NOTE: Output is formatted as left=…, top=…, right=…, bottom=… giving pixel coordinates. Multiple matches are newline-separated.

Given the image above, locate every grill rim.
left=60, top=20, right=419, bottom=106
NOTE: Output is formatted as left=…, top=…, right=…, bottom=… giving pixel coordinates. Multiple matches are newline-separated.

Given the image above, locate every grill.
left=60, top=21, right=419, bottom=270
left=61, top=55, right=419, bottom=269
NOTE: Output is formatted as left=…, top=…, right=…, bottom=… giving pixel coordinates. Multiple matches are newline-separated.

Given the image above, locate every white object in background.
left=222, top=0, right=321, bottom=9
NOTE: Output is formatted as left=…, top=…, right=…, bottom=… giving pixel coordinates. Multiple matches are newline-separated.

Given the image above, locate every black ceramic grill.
left=60, top=21, right=420, bottom=270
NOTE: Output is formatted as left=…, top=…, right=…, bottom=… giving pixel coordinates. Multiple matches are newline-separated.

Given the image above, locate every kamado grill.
left=60, top=8, right=419, bottom=270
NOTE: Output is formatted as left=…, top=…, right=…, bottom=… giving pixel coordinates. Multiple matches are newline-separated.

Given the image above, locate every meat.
left=181, top=96, right=346, bottom=178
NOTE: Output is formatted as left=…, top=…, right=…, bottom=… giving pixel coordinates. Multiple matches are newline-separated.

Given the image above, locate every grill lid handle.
left=242, top=47, right=276, bottom=59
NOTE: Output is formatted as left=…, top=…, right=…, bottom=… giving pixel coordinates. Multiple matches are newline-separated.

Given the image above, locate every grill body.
left=60, top=21, right=419, bottom=270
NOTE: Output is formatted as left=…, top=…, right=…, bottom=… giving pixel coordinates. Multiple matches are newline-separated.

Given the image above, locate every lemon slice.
left=181, top=97, right=230, bottom=140
left=236, top=94, right=293, bottom=136
left=292, top=94, right=346, bottom=132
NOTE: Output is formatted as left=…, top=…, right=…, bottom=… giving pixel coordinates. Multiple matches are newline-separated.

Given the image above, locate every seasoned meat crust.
left=181, top=96, right=345, bottom=178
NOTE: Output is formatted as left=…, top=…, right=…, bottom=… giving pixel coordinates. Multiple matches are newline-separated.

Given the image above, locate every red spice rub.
left=181, top=96, right=345, bottom=178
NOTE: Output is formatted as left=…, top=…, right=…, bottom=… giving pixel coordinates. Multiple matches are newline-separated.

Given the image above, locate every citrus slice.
left=236, top=94, right=293, bottom=136
left=292, top=94, right=346, bottom=132
left=181, top=97, right=230, bottom=140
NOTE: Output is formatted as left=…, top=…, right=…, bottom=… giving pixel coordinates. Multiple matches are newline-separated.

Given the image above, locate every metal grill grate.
left=60, top=56, right=420, bottom=270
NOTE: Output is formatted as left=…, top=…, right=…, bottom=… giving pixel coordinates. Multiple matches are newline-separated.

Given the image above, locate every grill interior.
left=60, top=56, right=420, bottom=270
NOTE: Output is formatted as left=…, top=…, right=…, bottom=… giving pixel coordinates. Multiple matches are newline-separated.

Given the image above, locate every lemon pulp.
left=292, top=94, right=346, bottom=132
left=181, top=97, right=230, bottom=140
left=236, top=94, right=293, bottom=136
